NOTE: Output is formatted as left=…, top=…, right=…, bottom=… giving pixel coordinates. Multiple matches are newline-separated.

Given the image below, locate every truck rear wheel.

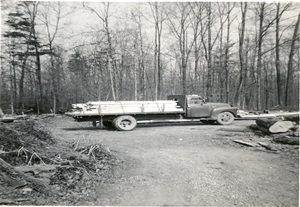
left=113, top=115, right=137, bottom=131
left=216, top=112, right=234, bottom=125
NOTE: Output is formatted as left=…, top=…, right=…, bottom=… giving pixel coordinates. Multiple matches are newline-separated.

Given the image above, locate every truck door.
left=186, top=96, right=211, bottom=118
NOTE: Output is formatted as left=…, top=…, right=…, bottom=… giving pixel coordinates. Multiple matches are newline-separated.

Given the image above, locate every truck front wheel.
left=113, top=115, right=137, bottom=131
left=216, top=112, right=234, bottom=125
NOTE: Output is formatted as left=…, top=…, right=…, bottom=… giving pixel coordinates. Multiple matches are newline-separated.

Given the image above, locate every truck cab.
left=167, top=95, right=238, bottom=125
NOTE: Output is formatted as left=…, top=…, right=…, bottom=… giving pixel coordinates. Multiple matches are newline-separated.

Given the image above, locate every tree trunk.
left=18, top=56, right=28, bottom=112
left=217, top=3, right=224, bottom=102
left=256, top=3, right=265, bottom=111
left=134, top=51, right=138, bottom=101
left=9, top=57, right=14, bottom=115
left=154, top=3, right=158, bottom=100
left=34, top=41, right=42, bottom=114
left=158, top=28, right=162, bottom=99
left=194, top=23, right=199, bottom=94
left=234, top=2, right=247, bottom=107
left=137, top=15, right=146, bottom=100
left=104, top=14, right=116, bottom=101
left=12, top=58, right=17, bottom=111
left=285, top=12, right=300, bottom=107
left=224, top=3, right=232, bottom=103
left=182, top=30, right=187, bottom=95
left=275, top=3, right=282, bottom=106
left=206, top=3, right=212, bottom=101
left=264, top=61, right=269, bottom=109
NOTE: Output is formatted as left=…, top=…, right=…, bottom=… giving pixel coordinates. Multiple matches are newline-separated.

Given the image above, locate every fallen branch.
left=233, top=140, right=257, bottom=147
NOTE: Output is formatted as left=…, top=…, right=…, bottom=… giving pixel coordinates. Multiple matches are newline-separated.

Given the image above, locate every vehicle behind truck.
left=67, top=95, right=238, bottom=131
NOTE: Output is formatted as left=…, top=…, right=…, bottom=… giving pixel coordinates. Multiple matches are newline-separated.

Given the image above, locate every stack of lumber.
left=69, top=100, right=184, bottom=116
left=255, top=114, right=299, bottom=145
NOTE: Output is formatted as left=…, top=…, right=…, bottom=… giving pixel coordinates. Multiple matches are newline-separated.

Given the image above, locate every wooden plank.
left=233, top=140, right=257, bottom=147
left=257, top=142, right=276, bottom=151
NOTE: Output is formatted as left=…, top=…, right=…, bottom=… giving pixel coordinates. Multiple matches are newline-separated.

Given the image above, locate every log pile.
left=255, top=114, right=299, bottom=145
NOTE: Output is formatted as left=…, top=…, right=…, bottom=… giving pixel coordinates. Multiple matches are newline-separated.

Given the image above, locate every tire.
left=201, top=120, right=216, bottom=124
left=216, top=112, right=234, bottom=125
left=113, top=115, right=137, bottom=131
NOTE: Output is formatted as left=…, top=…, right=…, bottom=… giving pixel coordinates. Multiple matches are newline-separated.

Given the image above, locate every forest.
left=0, top=1, right=299, bottom=114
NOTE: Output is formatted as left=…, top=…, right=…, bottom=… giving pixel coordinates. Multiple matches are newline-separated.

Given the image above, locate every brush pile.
left=0, top=119, right=118, bottom=205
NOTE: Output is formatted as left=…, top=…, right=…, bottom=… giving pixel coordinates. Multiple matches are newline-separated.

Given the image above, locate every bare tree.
left=84, top=2, right=117, bottom=100
left=40, top=2, right=61, bottom=113
left=275, top=3, right=290, bottom=106
left=234, top=2, right=248, bottom=108
left=223, top=3, right=235, bottom=103
left=285, top=12, right=300, bottom=107
left=166, top=3, right=195, bottom=96
left=255, top=3, right=278, bottom=110
left=25, top=2, right=43, bottom=113
left=150, top=2, right=165, bottom=100
left=190, top=3, right=206, bottom=95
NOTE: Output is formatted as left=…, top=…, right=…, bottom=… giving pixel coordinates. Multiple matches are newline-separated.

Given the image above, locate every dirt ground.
left=45, top=116, right=299, bottom=206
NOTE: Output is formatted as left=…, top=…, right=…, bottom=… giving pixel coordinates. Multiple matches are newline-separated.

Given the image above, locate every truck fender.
left=210, top=107, right=238, bottom=119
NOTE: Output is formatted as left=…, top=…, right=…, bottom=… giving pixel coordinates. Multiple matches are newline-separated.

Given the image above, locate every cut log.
left=256, top=118, right=282, bottom=129
left=273, top=135, right=299, bottom=145
left=256, top=125, right=271, bottom=134
left=255, top=118, right=295, bottom=134
left=269, top=121, right=294, bottom=133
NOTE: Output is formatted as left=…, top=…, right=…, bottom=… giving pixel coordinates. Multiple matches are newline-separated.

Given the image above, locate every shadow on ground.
left=62, top=121, right=217, bottom=131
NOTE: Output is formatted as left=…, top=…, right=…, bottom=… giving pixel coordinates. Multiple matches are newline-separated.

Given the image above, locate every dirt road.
left=49, top=117, right=298, bottom=206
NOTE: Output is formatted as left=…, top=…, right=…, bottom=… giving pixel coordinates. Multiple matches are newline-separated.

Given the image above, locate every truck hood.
left=206, top=102, right=231, bottom=107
